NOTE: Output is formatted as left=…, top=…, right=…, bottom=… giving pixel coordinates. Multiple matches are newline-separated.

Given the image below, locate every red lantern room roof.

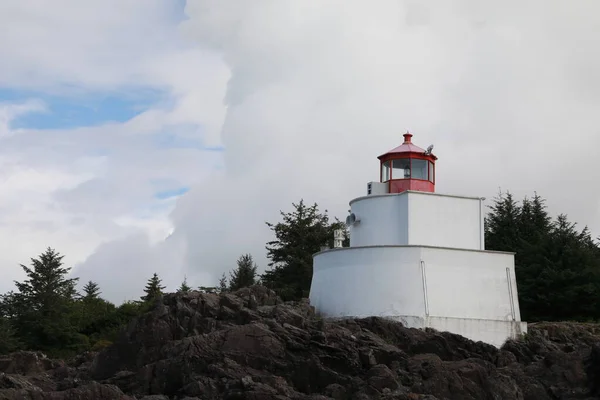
left=377, top=132, right=437, bottom=161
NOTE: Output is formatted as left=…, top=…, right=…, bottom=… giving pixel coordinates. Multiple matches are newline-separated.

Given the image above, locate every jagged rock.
left=1, top=286, right=600, bottom=399
left=0, top=381, right=132, bottom=400
left=0, top=352, right=55, bottom=376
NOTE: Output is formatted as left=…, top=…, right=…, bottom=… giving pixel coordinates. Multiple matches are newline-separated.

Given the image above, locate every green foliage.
left=177, top=276, right=192, bottom=293
left=218, top=273, right=228, bottom=293
left=0, top=250, right=152, bottom=356
left=141, top=273, right=166, bottom=302
left=261, top=199, right=347, bottom=301
left=229, top=254, right=258, bottom=291
left=91, top=339, right=113, bottom=352
left=485, top=191, right=600, bottom=322
left=7, top=248, right=84, bottom=356
left=82, top=281, right=101, bottom=300
left=0, top=317, right=20, bottom=355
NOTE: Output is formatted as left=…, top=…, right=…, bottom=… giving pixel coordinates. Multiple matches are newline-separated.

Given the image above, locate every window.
left=411, top=159, right=428, bottom=180
left=381, top=161, right=391, bottom=182
left=429, top=161, right=435, bottom=183
left=392, top=159, right=411, bottom=179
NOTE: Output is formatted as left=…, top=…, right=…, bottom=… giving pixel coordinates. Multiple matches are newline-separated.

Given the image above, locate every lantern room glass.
left=429, top=161, right=435, bottom=183
left=411, top=159, right=428, bottom=180
left=392, top=159, right=410, bottom=179
left=381, top=160, right=391, bottom=182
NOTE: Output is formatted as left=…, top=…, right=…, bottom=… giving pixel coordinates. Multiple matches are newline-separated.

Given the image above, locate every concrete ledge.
left=314, top=244, right=515, bottom=258
left=349, top=190, right=485, bottom=206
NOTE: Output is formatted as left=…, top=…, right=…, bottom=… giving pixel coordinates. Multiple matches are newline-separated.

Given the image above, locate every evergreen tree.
left=261, top=199, right=347, bottom=300
left=218, top=273, right=228, bottom=293
left=177, top=276, right=192, bottom=293
left=9, top=248, right=84, bottom=354
left=229, top=254, right=258, bottom=291
left=141, top=273, right=166, bottom=302
left=540, top=214, right=600, bottom=320
left=531, top=193, right=552, bottom=236
left=0, top=317, right=20, bottom=355
left=74, top=296, right=117, bottom=345
left=82, top=281, right=101, bottom=300
left=485, top=192, right=600, bottom=322
left=484, top=190, right=521, bottom=251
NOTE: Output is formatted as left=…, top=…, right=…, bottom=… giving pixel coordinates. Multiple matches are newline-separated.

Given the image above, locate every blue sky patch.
left=154, top=186, right=190, bottom=200
left=0, top=87, right=168, bottom=130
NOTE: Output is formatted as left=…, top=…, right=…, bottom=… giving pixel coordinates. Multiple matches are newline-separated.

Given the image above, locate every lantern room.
left=377, top=132, right=437, bottom=194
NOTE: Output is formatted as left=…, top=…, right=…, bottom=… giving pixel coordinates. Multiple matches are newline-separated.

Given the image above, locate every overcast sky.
left=1, top=0, right=600, bottom=303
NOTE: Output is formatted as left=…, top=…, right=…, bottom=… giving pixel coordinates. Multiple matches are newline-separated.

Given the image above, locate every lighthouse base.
left=309, top=245, right=527, bottom=348
left=363, top=315, right=525, bottom=348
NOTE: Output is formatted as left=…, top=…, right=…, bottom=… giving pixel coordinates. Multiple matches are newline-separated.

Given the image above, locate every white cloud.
left=167, top=0, right=600, bottom=287
left=0, top=0, right=183, bottom=91
left=3, top=1, right=600, bottom=304
left=0, top=0, right=229, bottom=301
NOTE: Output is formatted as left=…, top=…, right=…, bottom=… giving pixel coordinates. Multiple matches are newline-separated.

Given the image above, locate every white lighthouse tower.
left=309, top=132, right=527, bottom=347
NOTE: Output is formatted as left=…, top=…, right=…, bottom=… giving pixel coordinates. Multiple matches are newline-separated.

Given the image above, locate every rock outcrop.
left=1, top=286, right=600, bottom=399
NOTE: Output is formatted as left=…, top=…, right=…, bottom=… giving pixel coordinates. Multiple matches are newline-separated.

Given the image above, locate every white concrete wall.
left=349, top=195, right=409, bottom=247
left=349, top=191, right=484, bottom=250
left=407, top=192, right=484, bottom=250
left=309, top=245, right=525, bottom=347
left=419, top=247, right=521, bottom=321
left=309, top=246, right=424, bottom=318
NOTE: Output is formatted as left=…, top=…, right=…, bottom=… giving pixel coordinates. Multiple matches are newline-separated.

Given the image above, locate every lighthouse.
left=309, top=133, right=527, bottom=347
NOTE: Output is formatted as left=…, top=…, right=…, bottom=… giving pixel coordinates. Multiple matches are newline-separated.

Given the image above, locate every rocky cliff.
left=1, top=286, right=599, bottom=399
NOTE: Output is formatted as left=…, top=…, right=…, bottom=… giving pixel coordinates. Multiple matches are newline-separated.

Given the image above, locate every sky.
left=1, top=0, right=600, bottom=303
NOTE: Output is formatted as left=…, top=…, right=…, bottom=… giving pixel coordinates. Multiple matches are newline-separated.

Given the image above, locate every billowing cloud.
left=168, top=1, right=600, bottom=281
left=0, top=0, right=228, bottom=300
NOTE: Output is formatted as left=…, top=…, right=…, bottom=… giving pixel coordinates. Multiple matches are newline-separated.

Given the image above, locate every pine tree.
left=229, top=254, right=258, bottom=291
left=531, top=192, right=552, bottom=235
left=141, top=273, right=166, bottom=302
left=485, top=191, right=600, bottom=322
left=14, top=247, right=79, bottom=304
left=218, top=273, right=228, bottom=293
left=261, top=199, right=347, bottom=300
left=539, top=214, right=600, bottom=321
left=10, top=248, right=83, bottom=354
left=484, top=190, right=521, bottom=252
left=177, top=276, right=192, bottom=293
left=0, top=317, right=20, bottom=355
left=82, top=281, right=101, bottom=300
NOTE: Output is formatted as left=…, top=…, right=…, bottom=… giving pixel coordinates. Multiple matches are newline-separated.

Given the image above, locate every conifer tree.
left=261, top=199, right=347, bottom=300
left=0, top=317, right=20, bottom=355
left=141, top=273, right=166, bottom=302
left=484, top=190, right=521, bottom=251
left=177, top=276, right=192, bottom=293
left=229, top=254, right=258, bottom=291
left=218, top=273, right=228, bottom=293
left=531, top=193, right=552, bottom=236
left=10, top=248, right=83, bottom=353
left=82, top=281, right=101, bottom=300
left=485, top=192, right=600, bottom=322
